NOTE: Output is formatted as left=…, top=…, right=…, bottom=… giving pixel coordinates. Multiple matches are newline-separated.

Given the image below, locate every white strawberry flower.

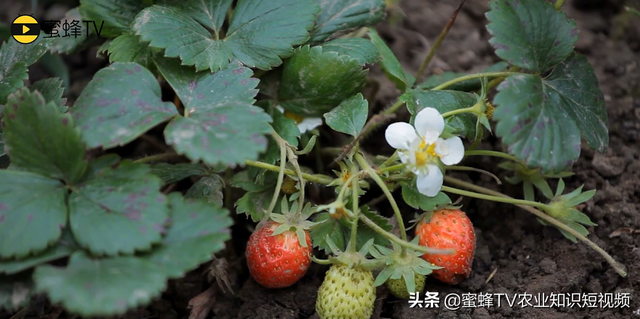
left=385, top=107, right=465, bottom=196
left=277, top=106, right=322, bottom=133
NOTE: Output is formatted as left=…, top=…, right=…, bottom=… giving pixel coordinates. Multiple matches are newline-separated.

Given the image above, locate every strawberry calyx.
left=267, top=196, right=318, bottom=248
left=539, top=179, right=597, bottom=242
left=371, top=238, right=440, bottom=294
left=324, top=236, right=384, bottom=271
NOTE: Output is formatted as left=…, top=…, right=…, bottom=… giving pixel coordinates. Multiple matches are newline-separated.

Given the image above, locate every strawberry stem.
left=430, top=71, right=520, bottom=91
left=358, top=213, right=454, bottom=255
left=464, top=150, right=517, bottom=162
left=441, top=185, right=548, bottom=210
left=348, top=163, right=361, bottom=254
left=443, top=175, right=628, bottom=277
left=263, top=131, right=288, bottom=225
left=243, top=160, right=333, bottom=185
left=355, top=153, right=408, bottom=243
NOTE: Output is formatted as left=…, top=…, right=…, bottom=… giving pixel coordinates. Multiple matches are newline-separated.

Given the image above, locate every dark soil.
left=2, top=0, right=640, bottom=318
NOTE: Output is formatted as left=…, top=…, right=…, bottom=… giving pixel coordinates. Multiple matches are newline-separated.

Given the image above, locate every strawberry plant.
left=0, top=0, right=627, bottom=317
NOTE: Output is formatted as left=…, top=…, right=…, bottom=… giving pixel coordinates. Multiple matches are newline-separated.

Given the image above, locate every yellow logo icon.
left=11, top=15, right=40, bottom=44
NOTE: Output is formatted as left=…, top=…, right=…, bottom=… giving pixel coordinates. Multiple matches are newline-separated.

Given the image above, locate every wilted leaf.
left=133, top=0, right=319, bottom=72
left=0, top=273, right=32, bottom=312
left=34, top=251, right=167, bottom=316
left=279, top=45, right=367, bottom=117
left=493, top=54, right=607, bottom=173
left=0, top=170, right=67, bottom=259
left=50, top=8, right=97, bottom=54
left=323, top=93, right=368, bottom=137
left=185, top=175, right=225, bottom=207
left=486, top=0, right=578, bottom=72
left=72, top=62, right=178, bottom=149
left=145, top=193, right=232, bottom=278
left=310, top=0, right=386, bottom=43
left=68, top=155, right=169, bottom=256
left=3, top=89, right=87, bottom=183
left=157, top=59, right=272, bottom=166
left=402, top=89, right=477, bottom=139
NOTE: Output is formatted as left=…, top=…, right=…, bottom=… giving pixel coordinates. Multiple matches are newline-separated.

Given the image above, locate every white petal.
left=437, top=137, right=465, bottom=165
left=414, top=107, right=445, bottom=139
left=276, top=106, right=285, bottom=113
left=385, top=122, right=419, bottom=150
left=398, top=150, right=411, bottom=164
left=298, top=117, right=322, bottom=133
left=416, top=165, right=444, bottom=197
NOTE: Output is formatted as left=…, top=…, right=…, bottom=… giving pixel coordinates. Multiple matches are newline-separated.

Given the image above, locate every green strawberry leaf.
left=3, top=89, right=87, bottom=183
left=486, top=0, right=578, bottom=72
left=133, top=0, right=319, bottom=72
left=310, top=212, right=346, bottom=253
left=279, top=45, right=367, bottom=117
left=323, top=93, right=368, bottom=137
left=493, top=54, right=607, bottom=173
left=156, top=58, right=272, bottom=167
left=72, top=62, right=178, bottom=149
left=185, top=175, right=225, bottom=207
left=0, top=273, right=32, bottom=312
left=68, top=155, right=169, bottom=256
left=33, top=251, right=167, bottom=317
left=78, top=0, right=146, bottom=38
left=322, top=38, right=380, bottom=66
left=355, top=206, right=391, bottom=251
left=149, top=162, right=209, bottom=184
left=368, top=29, right=414, bottom=91
left=0, top=36, right=52, bottom=104
left=232, top=171, right=277, bottom=222
left=401, top=181, right=452, bottom=211
left=0, top=170, right=67, bottom=259
left=50, top=8, right=97, bottom=54
left=417, top=62, right=509, bottom=91
left=30, top=78, right=67, bottom=112
left=309, top=0, right=386, bottom=43
left=270, top=105, right=301, bottom=147
left=402, top=89, right=477, bottom=139
left=105, top=33, right=159, bottom=73
left=159, top=0, right=232, bottom=33
left=0, top=230, right=78, bottom=275
left=144, top=193, right=232, bottom=278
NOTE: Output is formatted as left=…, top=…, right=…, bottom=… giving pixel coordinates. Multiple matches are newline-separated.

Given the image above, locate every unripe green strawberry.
left=386, top=272, right=425, bottom=300
left=316, top=264, right=376, bottom=319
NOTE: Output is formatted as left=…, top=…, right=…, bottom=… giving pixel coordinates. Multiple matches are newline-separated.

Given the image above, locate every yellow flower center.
left=341, top=171, right=351, bottom=184
left=414, top=141, right=439, bottom=166
left=284, top=110, right=304, bottom=124
left=485, top=101, right=495, bottom=120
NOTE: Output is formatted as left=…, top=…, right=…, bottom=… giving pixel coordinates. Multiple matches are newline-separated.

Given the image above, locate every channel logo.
left=11, top=15, right=41, bottom=44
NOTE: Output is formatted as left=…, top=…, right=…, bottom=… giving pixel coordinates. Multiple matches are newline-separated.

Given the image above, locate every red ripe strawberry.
left=415, top=209, right=476, bottom=285
left=246, top=221, right=312, bottom=288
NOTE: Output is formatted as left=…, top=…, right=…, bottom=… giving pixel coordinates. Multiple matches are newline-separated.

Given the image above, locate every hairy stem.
left=441, top=186, right=548, bottom=210
left=355, top=153, right=408, bottom=242
left=443, top=176, right=628, bottom=277
left=349, top=167, right=360, bottom=254
left=376, top=163, right=407, bottom=174
left=133, top=153, right=182, bottom=164
left=264, top=135, right=288, bottom=223
left=359, top=213, right=454, bottom=255
left=431, top=72, right=520, bottom=91
left=416, top=0, right=467, bottom=83
left=244, top=160, right=333, bottom=185
left=464, top=150, right=517, bottom=162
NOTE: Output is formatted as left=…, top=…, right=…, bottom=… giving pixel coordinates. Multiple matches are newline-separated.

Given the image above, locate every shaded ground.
left=1, top=0, right=640, bottom=318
